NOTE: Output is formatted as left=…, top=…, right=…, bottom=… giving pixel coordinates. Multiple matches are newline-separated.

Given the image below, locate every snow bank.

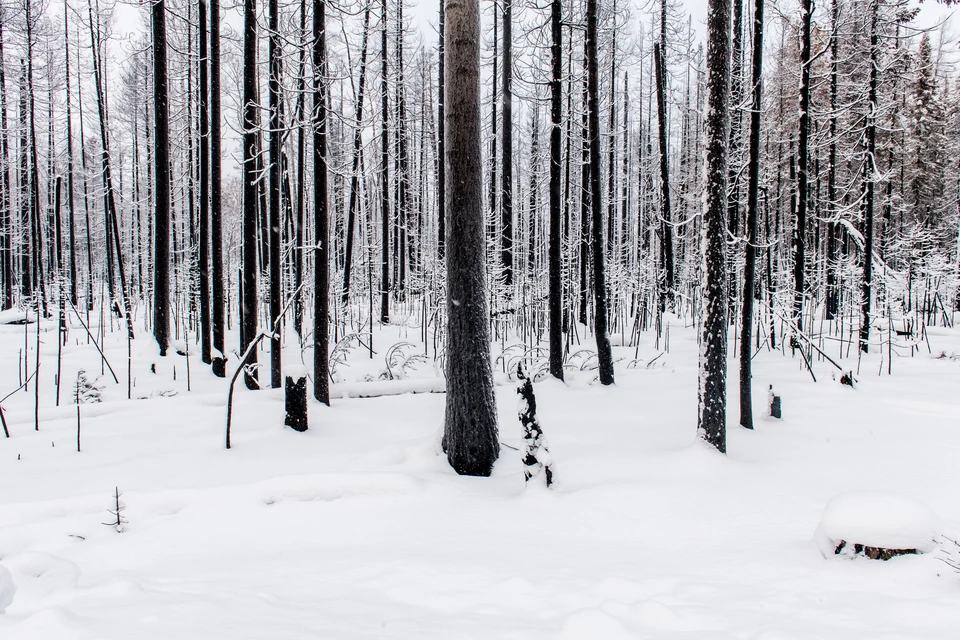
left=814, top=491, right=941, bottom=558
left=0, top=564, right=15, bottom=613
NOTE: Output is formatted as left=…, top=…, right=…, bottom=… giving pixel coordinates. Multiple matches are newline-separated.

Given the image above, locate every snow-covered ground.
left=2, top=308, right=960, bottom=638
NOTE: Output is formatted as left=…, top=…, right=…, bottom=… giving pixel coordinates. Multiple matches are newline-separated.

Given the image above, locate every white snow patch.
left=814, top=491, right=942, bottom=557
left=0, top=564, right=15, bottom=613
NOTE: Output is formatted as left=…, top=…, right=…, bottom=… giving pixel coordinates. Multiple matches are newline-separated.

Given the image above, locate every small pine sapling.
left=75, top=369, right=104, bottom=404
left=103, top=486, right=127, bottom=533
left=517, top=363, right=553, bottom=487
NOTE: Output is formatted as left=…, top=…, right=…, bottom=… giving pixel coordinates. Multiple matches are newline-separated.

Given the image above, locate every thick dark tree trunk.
left=699, top=0, right=731, bottom=454
left=152, top=0, right=172, bottom=354
left=793, top=0, right=813, bottom=335
left=437, top=2, right=446, bottom=259
left=268, top=0, right=283, bottom=388
left=586, top=0, right=614, bottom=385
left=548, top=0, right=563, bottom=381
left=861, top=0, right=879, bottom=353
left=64, top=9, right=78, bottom=307
left=314, top=0, right=330, bottom=405
left=442, top=0, right=499, bottom=477
left=241, top=0, right=260, bottom=388
left=739, top=0, right=764, bottom=430
left=825, top=0, right=839, bottom=322
left=0, top=12, right=12, bottom=310
left=379, top=0, right=390, bottom=324
left=211, top=0, right=226, bottom=375
left=285, top=375, right=309, bottom=432
left=501, top=0, right=514, bottom=287
left=199, top=0, right=212, bottom=365
left=653, top=42, right=675, bottom=310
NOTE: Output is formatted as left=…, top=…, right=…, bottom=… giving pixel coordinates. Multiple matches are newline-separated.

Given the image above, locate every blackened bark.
left=152, top=0, right=172, bottom=354
left=739, top=0, right=764, bottom=430
left=501, top=0, right=514, bottom=287
left=793, top=0, right=812, bottom=334
left=548, top=0, right=563, bottom=381
left=443, top=0, right=499, bottom=477
left=341, top=2, right=371, bottom=304
left=314, top=0, right=330, bottom=405
left=268, top=0, right=283, bottom=388
left=241, top=0, right=260, bottom=388
left=199, top=0, right=212, bottom=365
left=284, top=375, right=309, bottom=432
left=64, top=8, right=78, bottom=307
left=0, top=12, right=12, bottom=309
left=861, top=0, right=879, bottom=353
left=211, top=0, right=226, bottom=374
left=825, top=0, right=839, bottom=321
left=380, top=0, right=390, bottom=324
left=654, top=42, right=675, bottom=310
left=586, top=0, right=614, bottom=385
left=438, top=2, right=446, bottom=259
left=699, top=0, right=731, bottom=454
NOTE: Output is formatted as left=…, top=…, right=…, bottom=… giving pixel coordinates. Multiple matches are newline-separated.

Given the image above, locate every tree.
left=241, top=0, right=260, bottom=388
left=699, top=0, right=730, bottom=454
left=585, top=0, right=614, bottom=385
left=267, top=0, right=283, bottom=388
left=501, top=0, right=514, bottom=287
left=198, top=0, right=212, bottom=365
left=153, top=0, right=172, bottom=355
left=792, top=0, right=813, bottom=337
left=442, top=0, right=499, bottom=477
left=313, top=0, right=330, bottom=405
left=211, top=0, right=226, bottom=375
left=547, top=0, right=563, bottom=381
left=738, top=0, right=764, bottom=430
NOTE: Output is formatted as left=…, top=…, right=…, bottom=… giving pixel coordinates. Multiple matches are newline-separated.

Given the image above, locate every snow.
left=2, top=311, right=960, bottom=637
left=814, top=491, right=942, bottom=556
left=0, top=564, right=14, bottom=613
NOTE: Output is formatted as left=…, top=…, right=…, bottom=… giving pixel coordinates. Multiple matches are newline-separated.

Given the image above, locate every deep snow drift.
left=1, top=309, right=960, bottom=638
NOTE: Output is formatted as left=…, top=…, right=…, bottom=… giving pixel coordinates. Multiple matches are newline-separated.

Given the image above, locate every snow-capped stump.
left=517, top=363, right=553, bottom=487
left=0, top=564, right=15, bottom=613
left=768, top=385, right=781, bottom=419
left=814, top=491, right=941, bottom=560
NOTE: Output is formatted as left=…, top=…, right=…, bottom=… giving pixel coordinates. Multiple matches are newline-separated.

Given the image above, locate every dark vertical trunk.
left=793, top=0, right=813, bottom=335
left=861, top=0, right=879, bottom=353
left=380, top=0, right=390, bottom=324
left=739, top=0, right=763, bottom=431
left=443, top=0, right=499, bottom=477
left=653, top=42, right=675, bottom=310
left=487, top=1, right=497, bottom=250
left=578, top=74, right=590, bottom=327
left=18, top=67, right=31, bottom=298
left=241, top=0, right=260, bottom=388
left=0, top=12, right=12, bottom=309
left=152, top=0, right=171, bottom=354
left=63, top=9, right=78, bottom=307
left=268, top=0, right=283, bottom=388
left=437, top=1, right=446, bottom=259
left=586, top=0, right=614, bottom=385
left=25, top=0, right=47, bottom=312
left=699, top=0, right=731, bottom=454
left=211, top=0, right=226, bottom=371
left=606, top=0, right=618, bottom=258
left=314, top=0, right=330, bottom=405
left=548, top=0, right=563, bottom=381
left=501, top=0, right=514, bottom=287
left=341, top=2, right=371, bottom=304
left=825, top=0, right=839, bottom=321
left=199, top=0, right=212, bottom=365
left=293, top=0, right=306, bottom=336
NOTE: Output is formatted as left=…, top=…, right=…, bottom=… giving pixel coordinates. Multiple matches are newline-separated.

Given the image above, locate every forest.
left=1, top=0, right=959, bottom=636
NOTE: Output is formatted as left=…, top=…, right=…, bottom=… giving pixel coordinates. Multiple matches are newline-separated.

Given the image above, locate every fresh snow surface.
left=2, top=312, right=960, bottom=638
left=0, top=564, right=14, bottom=613
left=814, top=491, right=942, bottom=557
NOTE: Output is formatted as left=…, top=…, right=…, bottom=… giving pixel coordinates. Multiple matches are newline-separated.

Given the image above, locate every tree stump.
left=768, top=385, right=781, bottom=419
left=284, top=376, right=308, bottom=432
left=212, top=357, right=226, bottom=378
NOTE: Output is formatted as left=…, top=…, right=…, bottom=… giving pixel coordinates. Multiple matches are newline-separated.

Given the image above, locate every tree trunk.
left=0, top=11, right=12, bottom=310
left=314, top=0, right=330, bottom=405
left=211, top=0, right=226, bottom=374
left=501, top=0, right=514, bottom=287
left=380, top=0, right=390, bottom=324
left=443, top=0, right=499, bottom=476
left=699, top=0, right=731, bottom=454
left=793, top=0, right=813, bottom=335
left=739, top=0, right=764, bottom=430
left=152, top=0, right=172, bottom=354
left=268, top=0, right=283, bottom=388
left=241, top=0, right=260, bottom=388
left=861, top=0, right=879, bottom=353
left=548, top=0, right=563, bottom=381
left=654, top=42, right=675, bottom=310
left=199, top=0, right=212, bottom=365
left=586, top=0, right=614, bottom=385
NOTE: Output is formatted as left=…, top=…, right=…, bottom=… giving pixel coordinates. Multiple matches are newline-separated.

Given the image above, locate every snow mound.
left=814, top=491, right=941, bottom=558
left=260, top=473, right=424, bottom=505
left=0, top=564, right=15, bottom=613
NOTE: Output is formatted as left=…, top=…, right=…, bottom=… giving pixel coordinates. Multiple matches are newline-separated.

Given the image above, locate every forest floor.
left=1, top=306, right=960, bottom=638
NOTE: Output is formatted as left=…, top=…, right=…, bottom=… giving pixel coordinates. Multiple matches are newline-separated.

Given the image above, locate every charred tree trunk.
left=793, top=0, right=813, bottom=335
left=548, top=0, right=563, bottom=381
left=699, top=0, right=731, bottom=454
left=152, top=0, right=172, bottom=354
left=442, top=0, right=499, bottom=476
left=211, top=0, right=226, bottom=374
left=654, top=42, right=675, bottom=310
left=586, top=0, right=614, bottom=385
left=199, top=0, right=212, bottom=365
left=825, top=0, right=839, bottom=321
left=314, top=0, right=330, bottom=405
left=501, top=0, right=514, bottom=287
left=861, top=0, right=879, bottom=353
left=268, top=0, right=283, bottom=388
left=0, top=11, right=12, bottom=310
left=241, top=0, right=260, bottom=388
left=739, top=0, right=764, bottom=430
left=379, top=0, right=390, bottom=324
